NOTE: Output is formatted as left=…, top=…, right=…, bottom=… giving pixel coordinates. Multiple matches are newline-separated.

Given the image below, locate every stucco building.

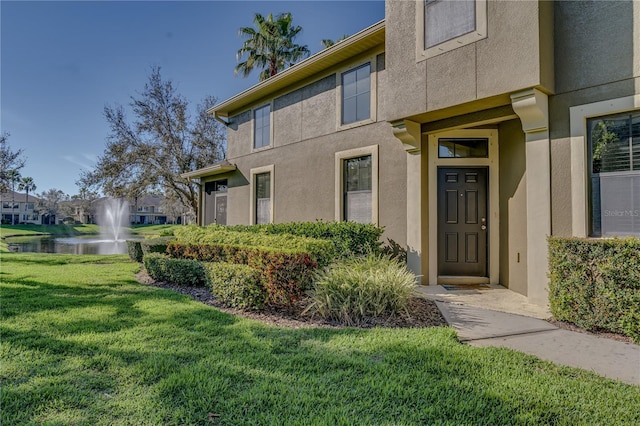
left=184, top=0, right=640, bottom=306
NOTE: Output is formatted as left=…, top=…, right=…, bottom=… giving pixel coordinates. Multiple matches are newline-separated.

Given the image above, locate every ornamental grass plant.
left=307, top=254, right=417, bottom=325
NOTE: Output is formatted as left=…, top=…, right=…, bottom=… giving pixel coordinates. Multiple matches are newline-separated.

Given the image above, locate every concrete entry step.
left=417, top=284, right=551, bottom=319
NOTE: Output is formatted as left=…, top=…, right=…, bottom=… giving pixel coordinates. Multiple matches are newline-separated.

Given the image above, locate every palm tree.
left=18, top=176, right=36, bottom=222
left=321, top=34, right=349, bottom=49
left=6, top=169, right=21, bottom=225
left=235, top=12, right=310, bottom=81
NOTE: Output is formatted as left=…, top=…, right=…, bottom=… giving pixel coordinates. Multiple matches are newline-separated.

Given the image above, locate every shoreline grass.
left=2, top=253, right=639, bottom=425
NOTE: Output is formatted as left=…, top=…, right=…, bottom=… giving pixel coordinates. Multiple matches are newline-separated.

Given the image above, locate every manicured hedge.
left=126, top=240, right=144, bottom=262
left=224, top=221, right=384, bottom=259
left=143, top=253, right=207, bottom=287
left=173, top=225, right=335, bottom=266
left=548, top=237, right=640, bottom=343
left=168, top=241, right=317, bottom=307
left=140, top=237, right=175, bottom=256
left=205, top=262, right=265, bottom=309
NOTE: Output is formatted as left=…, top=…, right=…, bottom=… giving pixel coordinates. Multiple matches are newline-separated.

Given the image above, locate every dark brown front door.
left=437, top=167, right=488, bottom=276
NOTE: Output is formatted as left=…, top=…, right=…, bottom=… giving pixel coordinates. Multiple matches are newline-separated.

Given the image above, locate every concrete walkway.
left=418, top=285, right=640, bottom=386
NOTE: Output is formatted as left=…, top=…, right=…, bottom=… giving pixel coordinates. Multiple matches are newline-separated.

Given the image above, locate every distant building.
left=0, top=190, right=41, bottom=224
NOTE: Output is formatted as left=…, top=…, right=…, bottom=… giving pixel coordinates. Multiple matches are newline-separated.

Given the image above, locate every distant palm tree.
left=321, top=34, right=349, bottom=49
left=18, top=176, right=36, bottom=222
left=6, top=169, right=21, bottom=225
left=235, top=12, right=310, bottom=81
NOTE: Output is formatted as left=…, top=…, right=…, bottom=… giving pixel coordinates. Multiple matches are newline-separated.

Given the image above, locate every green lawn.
left=1, top=253, right=638, bottom=425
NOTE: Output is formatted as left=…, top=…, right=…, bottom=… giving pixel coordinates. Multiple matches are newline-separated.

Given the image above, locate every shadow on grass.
left=2, top=255, right=639, bottom=425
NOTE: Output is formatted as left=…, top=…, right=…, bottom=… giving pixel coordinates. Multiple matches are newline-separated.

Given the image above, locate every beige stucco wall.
left=216, top=48, right=407, bottom=246
left=221, top=121, right=407, bottom=245
left=384, top=0, right=553, bottom=123
left=498, top=119, right=528, bottom=295
left=549, top=0, right=639, bottom=237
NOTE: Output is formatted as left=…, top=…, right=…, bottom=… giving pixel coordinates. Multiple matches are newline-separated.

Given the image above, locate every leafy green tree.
left=37, top=188, right=68, bottom=222
left=235, top=12, right=310, bottom=81
left=0, top=133, right=25, bottom=194
left=79, top=67, right=226, bottom=220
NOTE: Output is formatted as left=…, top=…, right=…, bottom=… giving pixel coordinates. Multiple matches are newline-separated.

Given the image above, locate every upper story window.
left=341, top=63, right=371, bottom=125
left=588, top=111, right=640, bottom=237
left=253, top=104, right=271, bottom=149
left=419, top=0, right=487, bottom=59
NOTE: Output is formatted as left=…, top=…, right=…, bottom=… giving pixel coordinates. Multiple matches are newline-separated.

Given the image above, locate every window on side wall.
left=253, top=104, right=271, bottom=149
left=344, top=155, right=372, bottom=223
left=421, top=0, right=486, bottom=59
left=341, top=63, right=371, bottom=125
left=255, top=172, right=271, bottom=224
left=588, top=111, right=640, bottom=237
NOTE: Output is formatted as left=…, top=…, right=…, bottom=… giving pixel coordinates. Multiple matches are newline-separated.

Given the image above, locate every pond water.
left=6, top=235, right=137, bottom=255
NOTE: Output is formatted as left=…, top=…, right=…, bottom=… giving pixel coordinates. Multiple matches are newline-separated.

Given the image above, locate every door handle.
left=481, top=217, right=486, bottom=231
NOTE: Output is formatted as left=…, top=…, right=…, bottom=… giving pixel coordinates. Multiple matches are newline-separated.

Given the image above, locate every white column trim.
left=511, top=88, right=550, bottom=305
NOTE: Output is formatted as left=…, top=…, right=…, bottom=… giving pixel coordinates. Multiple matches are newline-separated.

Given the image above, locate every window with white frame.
left=253, top=104, right=271, bottom=149
left=420, top=0, right=486, bottom=59
left=255, top=172, right=271, bottom=224
left=341, top=63, right=371, bottom=125
left=335, top=145, right=378, bottom=224
left=588, top=111, right=640, bottom=237
left=343, top=155, right=372, bottom=223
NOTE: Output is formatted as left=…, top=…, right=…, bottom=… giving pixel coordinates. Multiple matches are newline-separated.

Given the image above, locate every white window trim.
left=570, top=94, right=640, bottom=237
left=335, top=57, right=378, bottom=131
left=334, top=145, right=379, bottom=224
left=416, top=0, right=487, bottom=61
left=249, top=164, right=275, bottom=224
left=251, top=102, right=274, bottom=152
left=427, top=129, right=499, bottom=285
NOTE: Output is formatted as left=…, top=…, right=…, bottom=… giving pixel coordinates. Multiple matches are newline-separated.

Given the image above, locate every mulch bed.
left=136, top=271, right=447, bottom=329
left=136, top=272, right=636, bottom=343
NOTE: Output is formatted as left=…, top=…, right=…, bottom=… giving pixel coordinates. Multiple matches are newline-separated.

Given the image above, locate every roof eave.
left=181, top=163, right=237, bottom=180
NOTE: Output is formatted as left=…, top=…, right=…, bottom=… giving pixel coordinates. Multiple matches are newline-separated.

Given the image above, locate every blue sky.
left=1, top=0, right=384, bottom=196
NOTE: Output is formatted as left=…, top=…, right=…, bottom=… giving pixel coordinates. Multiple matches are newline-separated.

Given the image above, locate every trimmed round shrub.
left=143, top=253, right=169, bottom=282
left=206, top=262, right=265, bottom=309
left=126, top=240, right=143, bottom=262
left=307, top=254, right=417, bottom=325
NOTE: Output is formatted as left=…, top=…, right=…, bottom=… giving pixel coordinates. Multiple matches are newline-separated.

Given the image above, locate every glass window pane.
left=255, top=172, right=270, bottom=224
left=438, top=138, right=488, bottom=158
left=425, top=0, right=476, bottom=49
left=254, top=105, right=270, bottom=148
left=342, top=70, right=357, bottom=98
left=342, top=63, right=371, bottom=125
left=344, top=156, right=372, bottom=223
left=590, top=117, right=630, bottom=173
left=342, top=97, right=357, bottom=125
left=356, top=93, right=370, bottom=122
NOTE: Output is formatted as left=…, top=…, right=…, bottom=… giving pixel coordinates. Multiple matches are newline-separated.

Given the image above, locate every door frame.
left=427, top=129, right=499, bottom=284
